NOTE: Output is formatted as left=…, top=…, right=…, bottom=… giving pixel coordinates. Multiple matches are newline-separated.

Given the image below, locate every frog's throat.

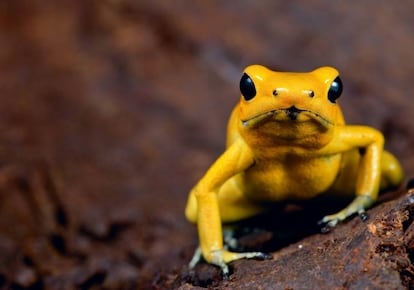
left=241, top=107, right=334, bottom=128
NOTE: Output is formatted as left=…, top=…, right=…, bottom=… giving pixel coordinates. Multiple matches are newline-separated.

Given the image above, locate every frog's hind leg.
left=216, top=177, right=265, bottom=223
left=380, top=150, right=404, bottom=190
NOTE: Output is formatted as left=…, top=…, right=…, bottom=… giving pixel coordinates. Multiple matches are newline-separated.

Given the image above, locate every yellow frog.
left=185, top=65, right=404, bottom=274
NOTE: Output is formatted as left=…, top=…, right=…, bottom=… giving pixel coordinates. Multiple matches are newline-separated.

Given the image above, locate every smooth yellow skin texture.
left=185, top=65, right=404, bottom=273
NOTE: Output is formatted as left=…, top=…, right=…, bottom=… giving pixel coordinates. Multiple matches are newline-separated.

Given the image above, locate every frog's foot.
left=210, top=249, right=272, bottom=277
left=189, top=246, right=271, bottom=277
left=318, top=195, right=374, bottom=233
left=188, top=229, right=239, bottom=270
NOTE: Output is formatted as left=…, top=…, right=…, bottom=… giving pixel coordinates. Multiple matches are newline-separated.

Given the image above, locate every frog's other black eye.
left=328, top=76, right=343, bottom=103
left=240, top=73, right=256, bottom=101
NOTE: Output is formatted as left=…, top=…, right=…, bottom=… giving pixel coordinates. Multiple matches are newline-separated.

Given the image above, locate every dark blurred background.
left=0, top=1, right=413, bottom=289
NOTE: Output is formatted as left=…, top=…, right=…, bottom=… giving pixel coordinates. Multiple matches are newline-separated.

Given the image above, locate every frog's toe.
left=221, top=250, right=272, bottom=263
left=217, top=260, right=231, bottom=278
left=358, top=211, right=369, bottom=221
left=318, top=215, right=339, bottom=227
left=188, top=246, right=203, bottom=269
left=214, top=250, right=272, bottom=277
left=318, top=217, right=339, bottom=233
left=318, top=210, right=350, bottom=232
left=255, top=252, right=273, bottom=260
left=223, top=228, right=238, bottom=250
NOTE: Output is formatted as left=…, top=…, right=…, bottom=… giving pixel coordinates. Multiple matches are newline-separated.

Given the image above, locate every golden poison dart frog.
left=185, top=65, right=404, bottom=274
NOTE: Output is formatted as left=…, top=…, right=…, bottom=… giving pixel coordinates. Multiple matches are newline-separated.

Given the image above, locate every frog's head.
left=238, top=65, right=344, bottom=144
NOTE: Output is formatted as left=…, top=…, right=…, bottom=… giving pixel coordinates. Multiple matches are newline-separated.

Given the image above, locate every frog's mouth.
left=241, top=106, right=333, bottom=128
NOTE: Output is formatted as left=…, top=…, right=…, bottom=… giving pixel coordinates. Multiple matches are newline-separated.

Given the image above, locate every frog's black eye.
left=240, top=73, right=256, bottom=101
left=328, top=76, right=343, bottom=103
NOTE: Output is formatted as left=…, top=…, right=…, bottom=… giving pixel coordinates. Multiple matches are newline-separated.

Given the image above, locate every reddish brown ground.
left=0, top=1, right=414, bottom=289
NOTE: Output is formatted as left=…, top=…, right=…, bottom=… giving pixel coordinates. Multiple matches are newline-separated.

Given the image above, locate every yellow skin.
left=185, top=65, right=404, bottom=274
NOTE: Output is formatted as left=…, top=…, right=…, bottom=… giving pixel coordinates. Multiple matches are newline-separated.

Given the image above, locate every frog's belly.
left=242, top=155, right=342, bottom=202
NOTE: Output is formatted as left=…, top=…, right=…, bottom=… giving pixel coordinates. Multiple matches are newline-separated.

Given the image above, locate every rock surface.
left=166, top=188, right=414, bottom=289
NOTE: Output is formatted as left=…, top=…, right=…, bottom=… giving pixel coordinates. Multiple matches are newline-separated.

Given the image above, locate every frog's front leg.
left=196, top=192, right=271, bottom=274
left=319, top=126, right=385, bottom=230
left=190, top=140, right=270, bottom=275
left=319, top=195, right=374, bottom=232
